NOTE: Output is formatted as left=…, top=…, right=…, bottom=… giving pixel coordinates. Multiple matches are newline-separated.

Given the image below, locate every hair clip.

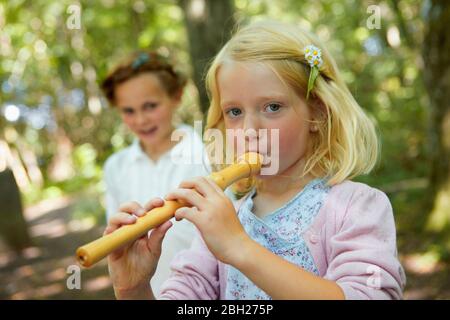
left=132, top=53, right=149, bottom=70
left=303, top=45, right=323, bottom=100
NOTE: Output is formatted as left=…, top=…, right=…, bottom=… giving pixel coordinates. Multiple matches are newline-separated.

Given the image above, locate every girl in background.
left=100, top=51, right=209, bottom=297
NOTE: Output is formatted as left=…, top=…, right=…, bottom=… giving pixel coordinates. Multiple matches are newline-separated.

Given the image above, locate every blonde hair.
left=204, top=20, right=379, bottom=190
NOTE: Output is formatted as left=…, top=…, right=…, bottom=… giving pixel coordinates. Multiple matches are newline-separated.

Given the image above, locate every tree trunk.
left=422, top=1, right=450, bottom=231
left=0, top=168, right=32, bottom=252
left=177, top=0, right=236, bottom=116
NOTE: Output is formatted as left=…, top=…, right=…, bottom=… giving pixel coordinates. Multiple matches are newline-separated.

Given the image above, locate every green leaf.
left=306, top=66, right=319, bottom=100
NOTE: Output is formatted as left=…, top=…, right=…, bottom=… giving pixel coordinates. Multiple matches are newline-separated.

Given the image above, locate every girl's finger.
left=147, top=220, right=173, bottom=256
left=178, top=177, right=216, bottom=197
left=118, top=201, right=143, bottom=214
left=174, top=207, right=198, bottom=224
left=103, top=213, right=136, bottom=236
left=165, top=188, right=205, bottom=210
left=143, top=197, right=165, bottom=212
left=103, top=225, right=115, bottom=236
left=108, top=212, right=137, bottom=230
left=203, top=176, right=227, bottom=195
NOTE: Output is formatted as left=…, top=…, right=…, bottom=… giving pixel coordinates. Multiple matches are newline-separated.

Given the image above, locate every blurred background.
left=0, top=0, right=449, bottom=299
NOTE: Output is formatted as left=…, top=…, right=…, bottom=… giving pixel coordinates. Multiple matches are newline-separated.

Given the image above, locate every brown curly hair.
left=101, top=51, right=187, bottom=105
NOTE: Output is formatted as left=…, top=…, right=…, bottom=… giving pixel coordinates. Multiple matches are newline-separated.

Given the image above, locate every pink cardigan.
left=159, top=180, right=406, bottom=300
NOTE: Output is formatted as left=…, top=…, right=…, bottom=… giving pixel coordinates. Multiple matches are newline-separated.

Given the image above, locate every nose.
left=242, top=113, right=261, bottom=144
left=136, top=110, right=150, bottom=127
left=242, top=113, right=261, bottom=132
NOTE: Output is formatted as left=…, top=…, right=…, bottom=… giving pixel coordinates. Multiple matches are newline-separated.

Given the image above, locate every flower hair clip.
left=132, top=53, right=150, bottom=70
left=304, top=45, right=323, bottom=100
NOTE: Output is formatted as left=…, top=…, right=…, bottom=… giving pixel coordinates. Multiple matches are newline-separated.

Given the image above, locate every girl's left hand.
left=165, top=177, right=250, bottom=266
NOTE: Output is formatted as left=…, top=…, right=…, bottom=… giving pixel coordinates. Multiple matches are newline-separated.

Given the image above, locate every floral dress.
left=225, top=178, right=331, bottom=300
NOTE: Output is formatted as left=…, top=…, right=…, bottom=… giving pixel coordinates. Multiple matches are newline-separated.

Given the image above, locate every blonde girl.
left=104, top=21, right=405, bottom=300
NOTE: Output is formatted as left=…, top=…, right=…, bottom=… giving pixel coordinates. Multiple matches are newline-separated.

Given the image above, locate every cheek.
left=121, top=114, right=135, bottom=128
left=276, top=118, right=310, bottom=157
left=154, top=105, right=174, bottom=123
left=223, top=115, right=239, bottom=130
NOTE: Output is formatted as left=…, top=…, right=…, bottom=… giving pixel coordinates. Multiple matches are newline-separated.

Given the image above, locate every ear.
left=312, top=98, right=327, bottom=116
left=309, top=98, right=327, bottom=133
left=171, top=89, right=183, bottom=105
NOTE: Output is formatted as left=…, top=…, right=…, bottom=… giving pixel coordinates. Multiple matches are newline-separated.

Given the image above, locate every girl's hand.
left=165, top=177, right=250, bottom=266
left=104, top=198, right=172, bottom=296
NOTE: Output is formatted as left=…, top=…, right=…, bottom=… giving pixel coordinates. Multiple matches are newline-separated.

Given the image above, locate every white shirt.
left=103, top=124, right=211, bottom=297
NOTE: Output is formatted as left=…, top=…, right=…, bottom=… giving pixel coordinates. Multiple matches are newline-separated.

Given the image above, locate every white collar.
left=129, top=139, right=146, bottom=161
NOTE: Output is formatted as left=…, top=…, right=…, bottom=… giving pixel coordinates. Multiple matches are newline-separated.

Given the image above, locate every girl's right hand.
left=104, top=198, right=172, bottom=296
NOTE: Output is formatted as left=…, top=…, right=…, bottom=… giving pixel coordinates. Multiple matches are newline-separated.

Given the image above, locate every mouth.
left=138, top=126, right=158, bottom=137
left=239, top=150, right=271, bottom=166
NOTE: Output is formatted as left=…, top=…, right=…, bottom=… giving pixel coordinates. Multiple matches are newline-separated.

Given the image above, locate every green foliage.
left=0, top=0, right=440, bottom=250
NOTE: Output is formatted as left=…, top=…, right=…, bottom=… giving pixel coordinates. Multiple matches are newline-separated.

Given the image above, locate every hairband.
left=132, top=53, right=149, bottom=70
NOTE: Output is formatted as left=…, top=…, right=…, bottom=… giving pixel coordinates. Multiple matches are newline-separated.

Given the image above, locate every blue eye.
left=226, top=108, right=242, bottom=118
left=265, top=103, right=282, bottom=113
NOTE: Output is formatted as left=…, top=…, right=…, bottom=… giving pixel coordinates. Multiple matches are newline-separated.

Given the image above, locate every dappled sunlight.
left=404, top=287, right=437, bottom=300
left=426, top=184, right=450, bottom=232
left=11, top=283, right=64, bottom=300
left=24, top=196, right=74, bottom=222
left=33, top=283, right=64, bottom=299
left=84, top=275, right=112, bottom=292
left=44, top=267, right=67, bottom=282
left=0, top=251, right=16, bottom=268
left=0, top=193, right=115, bottom=299
left=59, top=255, right=79, bottom=267
left=14, top=265, right=35, bottom=279
left=21, top=247, right=42, bottom=259
left=30, top=218, right=68, bottom=239
left=68, top=217, right=97, bottom=233
left=402, top=252, right=443, bottom=275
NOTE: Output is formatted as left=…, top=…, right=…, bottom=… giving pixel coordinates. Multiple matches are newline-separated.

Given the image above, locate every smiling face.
left=217, top=60, right=315, bottom=177
left=115, top=72, right=179, bottom=150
